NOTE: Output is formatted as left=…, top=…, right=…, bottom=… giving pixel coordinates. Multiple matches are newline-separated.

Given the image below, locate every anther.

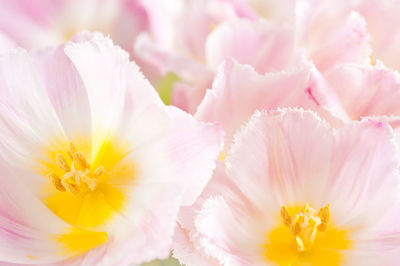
left=73, top=152, right=89, bottom=170
left=67, top=142, right=76, bottom=159
left=56, top=154, right=70, bottom=172
left=61, top=178, right=80, bottom=195
left=47, top=173, right=66, bottom=192
left=94, top=166, right=105, bottom=177
left=317, top=204, right=331, bottom=232
left=281, top=203, right=331, bottom=252
left=369, top=55, right=377, bottom=66
left=290, top=215, right=301, bottom=235
left=49, top=142, right=104, bottom=195
left=280, top=206, right=291, bottom=227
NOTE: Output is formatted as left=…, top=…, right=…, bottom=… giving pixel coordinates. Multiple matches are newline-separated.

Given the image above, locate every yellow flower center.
left=38, top=135, right=136, bottom=257
left=281, top=203, right=331, bottom=252
left=47, top=142, right=105, bottom=195
left=262, top=203, right=352, bottom=265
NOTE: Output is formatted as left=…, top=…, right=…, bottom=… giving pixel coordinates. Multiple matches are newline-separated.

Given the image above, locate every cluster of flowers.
left=1, top=0, right=400, bottom=265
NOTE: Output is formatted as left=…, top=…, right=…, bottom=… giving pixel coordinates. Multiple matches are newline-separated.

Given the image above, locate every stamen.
left=80, top=175, right=98, bottom=191
left=280, top=206, right=291, bottom=227
left=94, top=166, right=105, bottom=177
left=281, top=203, right=331, bottom=252
left=317, top=204, right=331, bottom=232
left=56, top=154, right=70, bottom=172
left=48, top=143, right=104, bottom=195
left=369, top=55, right=377, bottom=66
left=47, top=173, right=66, bottom=192
left=290, top=215, right=302, bottom=235
left=67, top=142, right=76, bottom=159
left=62, top=179, right=80, bottom=195
left=296, top=236, right=305, bottom=252
left=73, top=152, right=89, bottom=171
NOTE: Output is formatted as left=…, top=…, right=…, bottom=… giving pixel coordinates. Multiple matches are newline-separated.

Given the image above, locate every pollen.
left=47, top=142, right=105, bottom=195
left=369, top=55, right=377, bottom=66
left=280, top=203, right=331, bottom=252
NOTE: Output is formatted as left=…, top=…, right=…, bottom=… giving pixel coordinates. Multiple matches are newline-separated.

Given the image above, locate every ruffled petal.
left=357, top=0, right=400, bottom=72
left=325, top=63, right=400, bottom=120
left=205, top=19, right=294, bottom=73
left=195, top=59, right=346, bottom=148
left=301, top=9, right=371, bottom=72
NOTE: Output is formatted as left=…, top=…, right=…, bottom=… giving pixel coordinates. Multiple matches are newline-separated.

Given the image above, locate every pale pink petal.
left=357, top=0, right=400, bottom=71
left=173, top=223, right=220, bottom=266
left=135, top=33, right=214, bottom=113
left=0, top=0, right=65, bottom=48
left=195, top=196, right=262, bottom=265
left=64, top=32, right=166, bottom=156
left=173, top=161, right=244, bottom=266
left=0, top=32, right=16, bottom=54
left=245, top=0, right=296, bottom=24
left=302, top=10, right=371, bottom=72
left=205, top=19, right=295, bottom=73
left=325, top=63, right=400, bottom=120
left=171, top=0, right=239, bottom=59
left=0, top=161, right=76, bottom=265
left=87, top=105, right=222, bottom=264
left=195, top=59, right=347, bottom=148
left=31, top=43, right=91, bottom=139
left=135, top=33, right=213, bottom=82
left=0, top=49, right=64, bottom=172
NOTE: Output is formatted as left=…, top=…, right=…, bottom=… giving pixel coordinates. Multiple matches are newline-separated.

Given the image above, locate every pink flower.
left=135, top=0, right=299, bottom=113
left=137, top=0, right=400, bottom=116
left=172, top=58, right=348, bottom=265
left=0, top=0, right=171, bottom=57
left=189, top=109, right=400, bottom=265
left=0, top=32, right=221, bottom=265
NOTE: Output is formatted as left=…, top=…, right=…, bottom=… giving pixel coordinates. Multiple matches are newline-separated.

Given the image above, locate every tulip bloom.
left=0, top=0, right=172, bottom=56
left=0, top=32, right=221, bottom=265
left=193, top=109, right=400, bottom=265
left=172, top=58, right=348, bottom=265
